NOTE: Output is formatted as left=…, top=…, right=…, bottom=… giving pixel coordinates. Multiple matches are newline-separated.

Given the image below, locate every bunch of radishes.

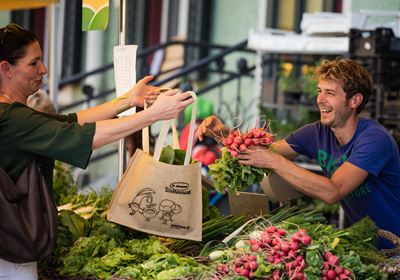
left=231, top=253, right=259, bottom=279
left=219, top=128, right=274, bottom=158
left=321, top=251, right=352, bottom=280
left=209, top=225, right=354, bottom=280
left=246, top=226, right=311, bottom=279
left=211, top=254, right=259, bottom=280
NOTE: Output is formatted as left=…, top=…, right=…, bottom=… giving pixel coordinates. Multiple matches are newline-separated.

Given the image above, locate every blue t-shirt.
left=286, top=118, right=400, bottom=248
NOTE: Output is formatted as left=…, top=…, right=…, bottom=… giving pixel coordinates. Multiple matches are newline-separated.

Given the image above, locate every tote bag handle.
left=142, top=104, right=183, bottom=154
left=152, top=91, right=197, bottom=166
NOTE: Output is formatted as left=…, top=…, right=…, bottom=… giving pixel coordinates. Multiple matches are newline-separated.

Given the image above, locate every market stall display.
left=36, top=162, right=399, bottom=280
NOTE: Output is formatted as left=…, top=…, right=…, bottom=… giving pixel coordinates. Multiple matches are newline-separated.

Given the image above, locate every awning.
left=0, top=0, right=58, bottom=11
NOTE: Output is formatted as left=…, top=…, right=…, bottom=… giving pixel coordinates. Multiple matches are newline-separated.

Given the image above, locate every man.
left=198, top=58, right=400, bottom=249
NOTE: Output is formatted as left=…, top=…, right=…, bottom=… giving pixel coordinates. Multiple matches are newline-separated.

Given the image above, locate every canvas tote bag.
left=107, top=92, right=202, bottom=241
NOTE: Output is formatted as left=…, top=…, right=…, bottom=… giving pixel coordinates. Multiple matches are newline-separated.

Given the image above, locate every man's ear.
left=350, top=93, right=363, bottom=109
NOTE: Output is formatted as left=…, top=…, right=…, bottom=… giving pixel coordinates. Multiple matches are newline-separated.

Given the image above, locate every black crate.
left=349, top=28, right=400, bottom=57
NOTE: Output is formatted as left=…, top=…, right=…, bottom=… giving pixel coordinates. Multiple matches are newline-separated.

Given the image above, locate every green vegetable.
left=58, top=210, right=89, bottom=242
left=208, top=147, right=268, bottom=193
left=124, top=236, right=169, bottom=259
left=159, top=145, right=175, bottom=164
left=159, top=145, right=191, bottom=165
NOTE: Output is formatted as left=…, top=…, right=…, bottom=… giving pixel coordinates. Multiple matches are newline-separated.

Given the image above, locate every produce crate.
left=260, top=173, right=303, bottom=202
left=228, top=191, right=269, bottom=218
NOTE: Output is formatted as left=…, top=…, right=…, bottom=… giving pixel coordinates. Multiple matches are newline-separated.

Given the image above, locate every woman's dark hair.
left=0, top=23, right=39, bottom=65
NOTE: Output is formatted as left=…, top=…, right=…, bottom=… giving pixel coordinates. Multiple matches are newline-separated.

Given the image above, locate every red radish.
left=244, top=262, right=250, bottom=269
left=290, top=241, right=299, bottom=250
left=249, top=254, right=257, bottom=261
left=298, top=229, right=306, bottom=233
left=267, top=226, right=277, bottom=233
left=241, top=268, right=249, bottom=276
left=273, top=257, right=281, bottom=264
left=324, top=251, right=333, bottom=260
left=326, top=270, right=337, bottom=280
left=281, top=243, right=290, bottom=253
left=244, top=138, right=252, bottom=146
left=234, top=265, right=241, bottom=273
left=253, top=131, right=261, bottom=138
left=249, top=271, right=255, bottom=279
left=251, top=244, right=259, bottom=251
left=249, top=260, right=258, bottom=270
left=226, top=138, right=233, bottom=145
left=277, top=229, right=287, bottom=236
left=239, top=144, right=247, bottom=152
left=328, top=255, right=339, bottom=266
left=335, top=266, right=344, bottom=275
left=301, top=235, right=312, bottom=245
left=234, top=137, right=242, bottom=145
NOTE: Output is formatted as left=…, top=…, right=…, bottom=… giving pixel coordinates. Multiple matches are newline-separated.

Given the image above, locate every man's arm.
left=238, top=143, right=369, bottom=204
left=270, top=155, right=368, bottom=204
left=269, top=139, right=299, bottom=160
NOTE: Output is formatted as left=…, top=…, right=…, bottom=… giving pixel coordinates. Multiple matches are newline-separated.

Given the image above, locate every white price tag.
left=113, top=45, right=138, bottom=116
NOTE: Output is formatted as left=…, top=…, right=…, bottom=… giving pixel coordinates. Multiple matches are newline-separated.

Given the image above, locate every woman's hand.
left=144, top=88, right=171, bottom=107
left=126, top=76, right=169, bottom=107
left=148, top=89, right=194, bottom=120
left=198, top=115, right=229, bottom=141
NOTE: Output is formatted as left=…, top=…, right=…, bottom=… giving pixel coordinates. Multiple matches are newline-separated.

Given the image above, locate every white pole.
left=161, top=0, right=170, bottom=42
left=48, top=2, right=58, bottom=112
left=178, top=0, right=189, bottom=38
left=57, top=0, right=66, bottom=85
left=252, top=0, right=268, bottom=114
left=118, top=0, right=127, bottom=180
left=342, top=0, right=353, bottom=14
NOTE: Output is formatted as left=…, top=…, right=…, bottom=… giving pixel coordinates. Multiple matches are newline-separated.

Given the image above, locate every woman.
left=0, top=23, right=193, bottom=279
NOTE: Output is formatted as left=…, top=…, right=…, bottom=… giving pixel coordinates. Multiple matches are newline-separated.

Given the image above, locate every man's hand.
left=237, top=145, right=280, bottom=169
left=198, top=115, right=229, bottom=141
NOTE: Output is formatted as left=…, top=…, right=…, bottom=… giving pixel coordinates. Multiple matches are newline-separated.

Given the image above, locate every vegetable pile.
left=38, top=162, right=395, bottom=280
left=204, top=208, right=388, bottom=280
left=208, top=127, right=274, bottom=193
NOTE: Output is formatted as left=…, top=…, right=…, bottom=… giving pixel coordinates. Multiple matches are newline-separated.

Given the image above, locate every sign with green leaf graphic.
left=82, top=0, right=109, bottom=31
